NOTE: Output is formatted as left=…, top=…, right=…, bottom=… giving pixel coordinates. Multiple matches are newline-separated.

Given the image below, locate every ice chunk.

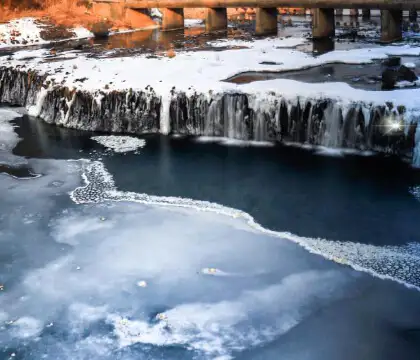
left=91, top=135, right=146, bottom=153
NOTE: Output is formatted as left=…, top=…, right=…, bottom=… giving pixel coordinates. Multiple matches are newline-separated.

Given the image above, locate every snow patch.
left=0, top=18, right=47, bottom=48
left=404, top=62, right=416, bottom=69
left=0, top=17, right=92, bottom=49
left=184, top=19, right=204, bottom=27
left=72, top=26, right=94, bottom=40
left=150, top=8, right=162, bottom=19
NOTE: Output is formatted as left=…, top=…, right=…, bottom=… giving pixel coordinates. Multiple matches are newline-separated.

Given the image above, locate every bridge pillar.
left=350, top=9, right=359, bottom=17
left=162, top=8, right=184, bottom=31
left=380, top=10, right=402, bottom=43
left=362, top=9, right=370, bottom=19
left=92, top=1, right=125, bottom=21
left=255, top=8, right=278, bottom=36
left=409, top=10, right=418, bottom=22
left=312, top=8, right=335, bottom=39
left=206, top=8, right=228, bottom=31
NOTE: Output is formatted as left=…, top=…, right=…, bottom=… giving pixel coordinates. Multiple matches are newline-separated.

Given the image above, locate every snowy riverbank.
left=0, top=18, right=93, bottom=48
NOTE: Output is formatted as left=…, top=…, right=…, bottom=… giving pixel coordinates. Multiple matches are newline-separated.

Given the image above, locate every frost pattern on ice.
left=107, top=270, right=344, bottom=358
left=70, top=160, right=420, bottom=291
left=91, top=135, right=146, bottom=153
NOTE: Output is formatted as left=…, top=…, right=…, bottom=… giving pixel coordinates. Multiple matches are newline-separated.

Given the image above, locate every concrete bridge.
left=93, top=0, right=420, bottom=42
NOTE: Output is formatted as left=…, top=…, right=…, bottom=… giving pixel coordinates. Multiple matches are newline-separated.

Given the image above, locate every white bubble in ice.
left=136, top=280, right=147, bottom=288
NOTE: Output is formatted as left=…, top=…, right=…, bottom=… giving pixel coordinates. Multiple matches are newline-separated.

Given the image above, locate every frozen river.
left=0, top=109, right=419, bottom=360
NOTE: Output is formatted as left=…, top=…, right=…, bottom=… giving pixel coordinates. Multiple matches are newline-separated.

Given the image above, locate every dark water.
left=12, top=115, right=420, bottom=247
left=0, top=164, right=37, bottom=178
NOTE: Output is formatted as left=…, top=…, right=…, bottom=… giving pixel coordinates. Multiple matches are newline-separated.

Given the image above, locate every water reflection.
left=90, top=27, right=241, bottom=52
left=313, top=38, right=335, bottom=54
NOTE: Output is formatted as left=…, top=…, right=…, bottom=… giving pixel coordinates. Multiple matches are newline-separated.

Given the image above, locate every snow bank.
left=0, top=17, right=93, bottom=49
left=3, top=37, right=420, bottom=111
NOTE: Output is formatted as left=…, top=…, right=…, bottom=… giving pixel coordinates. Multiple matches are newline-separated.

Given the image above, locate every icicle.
left=205, top=99, right=217, bottom=136
left=322, top=102, right=342, bottom=148
left=306, top=102, right=313, bottom=144
left=160, top=93, right=171, bottom=135
left=27, top=86, right=48, bottom=117
left=287, top=102, right=293, bottom=121
left=403, top=110, right=420, bottom=136
left=225, top=95, right=236, bottom=138
left=413, top=124, right=420, bottom=168
left=254, top=110, right=266, bottom=141
left=275, top=104, right=281, bottom=140
left=63, top=91, right=77, bottom=126
left=93, top=92, right=104, bottom=110
left=361, top=105, right=371, bottom=128
left=341, top=104, right=350, bottom=125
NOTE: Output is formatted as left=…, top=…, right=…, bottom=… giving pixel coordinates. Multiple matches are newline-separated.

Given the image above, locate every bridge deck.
left=118, top=0, right=419, bottom=10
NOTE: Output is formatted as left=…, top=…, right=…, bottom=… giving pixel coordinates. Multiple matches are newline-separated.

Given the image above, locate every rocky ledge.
left=0, top=66, right=418, bottom=163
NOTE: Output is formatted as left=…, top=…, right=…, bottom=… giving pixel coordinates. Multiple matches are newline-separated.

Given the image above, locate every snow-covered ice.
left=91, top=135, right=146, bottom=153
